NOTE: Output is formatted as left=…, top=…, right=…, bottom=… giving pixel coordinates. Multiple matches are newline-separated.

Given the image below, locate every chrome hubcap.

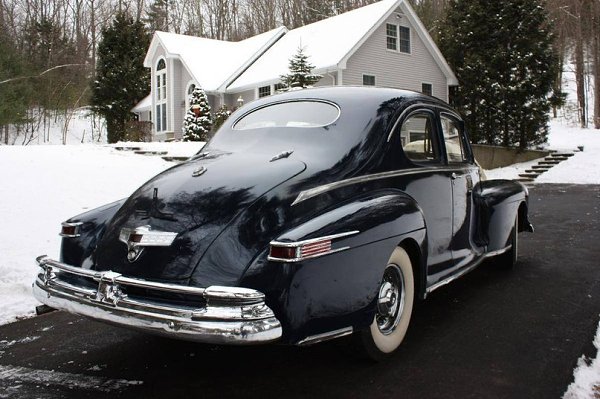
left=376, top=264, right=405, bottom=335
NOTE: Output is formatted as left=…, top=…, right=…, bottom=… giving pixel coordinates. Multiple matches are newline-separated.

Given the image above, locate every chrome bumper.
left=33, top=255, right=282, bottom=344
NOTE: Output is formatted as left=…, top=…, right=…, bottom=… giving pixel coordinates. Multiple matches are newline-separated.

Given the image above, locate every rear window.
left=233, top=101, right=340, bottom=131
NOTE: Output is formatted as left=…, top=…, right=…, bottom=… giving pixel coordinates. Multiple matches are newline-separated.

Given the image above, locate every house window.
left=363, top=75, right=376, bottom=86
left=422, top=83, right=433, bottom=96
left=274, top=83, right=286, bottom=93
left=258, top=85, right=271, bottom=98
left=399, top=26, right=411, bottom=53
left=155, top=59, right=167, bottom=132
left=386, top=23, right=397, bottom=51
left=185, top=83, right=196, bottom=110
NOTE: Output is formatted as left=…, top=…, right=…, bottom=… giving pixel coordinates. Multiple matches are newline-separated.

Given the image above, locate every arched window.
left=185, top=82, right=196, bottom=111
left=155, top=59, right=167, bottom=132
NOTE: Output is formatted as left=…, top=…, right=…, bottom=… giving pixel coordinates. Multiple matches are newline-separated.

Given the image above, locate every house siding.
left=344, top=7, right=448, bottom=101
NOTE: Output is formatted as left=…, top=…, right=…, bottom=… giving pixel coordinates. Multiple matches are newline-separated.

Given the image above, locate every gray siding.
left=313, top=72, right=336, bottom=87
left=344, top=7, right=448, bottom=101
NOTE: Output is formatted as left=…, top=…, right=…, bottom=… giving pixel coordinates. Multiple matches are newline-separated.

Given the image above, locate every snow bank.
left=0, top=144, right=202, bottom=325
left=485, top=120, right=600, bottom=184
left=564, top=320, right=600, bottom=399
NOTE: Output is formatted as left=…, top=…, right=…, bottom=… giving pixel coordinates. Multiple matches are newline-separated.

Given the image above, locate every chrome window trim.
left=296, top=326, right=354, bottom=346
left=386, top=103, right=462, bottom=143
left=232, top=99, right=341, bottom=131
left=292, top=166, right=472, bottom=205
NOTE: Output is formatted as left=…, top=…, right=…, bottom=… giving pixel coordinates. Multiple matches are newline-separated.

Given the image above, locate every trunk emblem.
left=192, top=166, right=207, bottom=177
left=119, top=226, right=178, bottom=262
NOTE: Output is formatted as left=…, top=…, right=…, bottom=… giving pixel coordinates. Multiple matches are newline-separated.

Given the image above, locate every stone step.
left=552, top=152, right=575, bottom=157
left=546, top=156, right=569, bottom=161
left=134, top=150, right=168, bottom=156
left=516, top=177, right=535, bottom=183
left=525, top=169, right=545, bottom=174
left=531, top=165, right=553, bottom=170
left=114, top=146, right=142, bottom=151
left=162, top=156, right=189, bottom=162
left=519, top=173, right=539, bottom=179
left=539, top=161, right=562, bottom=165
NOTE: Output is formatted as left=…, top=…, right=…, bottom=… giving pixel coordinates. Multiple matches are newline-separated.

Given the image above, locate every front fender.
left=60, top=199, right=127, bottom=267
left=240, top=190, right=427, bottom=344
left=475, top=179, right=532, bottom=251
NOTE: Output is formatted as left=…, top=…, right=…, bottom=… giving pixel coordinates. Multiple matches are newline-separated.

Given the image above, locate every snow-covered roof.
left=227, top=0, right=457, bottom=92
left=132, top=94, right=151, bottom=112
left=144, top=27, right=287, bottom=92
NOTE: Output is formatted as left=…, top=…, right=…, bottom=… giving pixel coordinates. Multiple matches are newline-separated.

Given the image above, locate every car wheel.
left=497, top=213, right=518, bottom=269
left=355, top=247, right=414, bottom=361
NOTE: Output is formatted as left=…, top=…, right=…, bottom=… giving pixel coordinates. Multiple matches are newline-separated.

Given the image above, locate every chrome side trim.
left=268, top=230, right=360, bottom=263
left=425, top=245, right=512, bottom=295
left=33, top=256, right=282, bottom=344
left=296, top=327, right=354, bottom=346
left=60, top=222, right=83, bottom=238
left=292, top=167, right=470, bottom=205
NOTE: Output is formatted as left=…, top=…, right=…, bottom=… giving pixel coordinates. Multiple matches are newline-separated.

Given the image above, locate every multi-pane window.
left=363, top=75, right=376, bottom=86
left=185, top=83, right=196, bottom=110
left=274, top=83, right=286, bottom=93
left=258, top=85, right=271, bottom=98
left=399, top=26, right=411, bottom=53
left=155, top=59, right=167, bottom=132
left=421, top=83, right=433, bottom=96
left=386, top=23, right=397, bottom=51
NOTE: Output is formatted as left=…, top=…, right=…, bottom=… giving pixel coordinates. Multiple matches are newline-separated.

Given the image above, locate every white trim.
left=421, top=81, right=433, bottom=96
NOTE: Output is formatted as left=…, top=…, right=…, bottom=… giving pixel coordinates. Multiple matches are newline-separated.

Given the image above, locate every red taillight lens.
left=269, top=246, right=297, bottom=260
left=300, top=240, right=332, bottom=258
left=61, top=225, right=77, bottom=236
left=129, top=233, right=144, bottom=243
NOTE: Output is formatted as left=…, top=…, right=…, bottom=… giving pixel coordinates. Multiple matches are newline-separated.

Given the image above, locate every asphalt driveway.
left=1, top=184, right=599, bottom=399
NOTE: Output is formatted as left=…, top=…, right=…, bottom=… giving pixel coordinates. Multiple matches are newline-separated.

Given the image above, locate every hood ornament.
left=192, top=166, right=207, bottom=177
left=119, top=225, right=178, bottom=262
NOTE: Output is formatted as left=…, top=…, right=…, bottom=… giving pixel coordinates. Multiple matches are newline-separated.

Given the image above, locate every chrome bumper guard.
left=33, top=255, right=282, bottom=344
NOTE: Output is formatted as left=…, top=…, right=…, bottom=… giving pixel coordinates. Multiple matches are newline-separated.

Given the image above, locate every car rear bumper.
left=33, top=255, right=282, bottom=344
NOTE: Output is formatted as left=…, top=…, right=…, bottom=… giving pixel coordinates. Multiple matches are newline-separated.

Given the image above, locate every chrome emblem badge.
left=192, top=166, right=207, bottom=177
left=119, top=225, right=178, bottom=262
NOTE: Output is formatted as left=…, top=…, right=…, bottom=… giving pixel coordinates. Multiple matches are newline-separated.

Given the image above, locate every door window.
left=400, top=112, right=440, bottom=163
left=441, top=114, right=468, bottom=163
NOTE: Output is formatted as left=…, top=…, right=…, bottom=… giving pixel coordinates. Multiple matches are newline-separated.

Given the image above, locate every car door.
left=440, top=112, right=481, bottom=269
left=397, top=109, right=456, bottom=280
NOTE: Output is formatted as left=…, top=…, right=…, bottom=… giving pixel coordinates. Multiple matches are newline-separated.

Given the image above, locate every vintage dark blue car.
left=34, top=87, right=533, bottom=360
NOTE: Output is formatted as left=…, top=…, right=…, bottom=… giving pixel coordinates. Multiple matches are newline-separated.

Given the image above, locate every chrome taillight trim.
left=268, top=230, right=359, bottom=263
left=59, top=222, right=83, bottom=238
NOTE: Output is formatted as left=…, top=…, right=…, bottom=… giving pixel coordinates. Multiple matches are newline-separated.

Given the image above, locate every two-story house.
left=133, top=0, right=457, bottom=141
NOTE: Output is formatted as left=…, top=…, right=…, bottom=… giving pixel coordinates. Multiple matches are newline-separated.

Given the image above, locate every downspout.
left=338, top=68, right=343, bottom=86
left=326, top=72, right=336, bottom=86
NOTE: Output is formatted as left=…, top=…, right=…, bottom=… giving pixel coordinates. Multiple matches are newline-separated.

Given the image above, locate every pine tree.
left=182, top=87, right=213, bottom=141
left=92, top=12, right=150, bottom=143
left=279, top=47, right=322, bottom=90
left=439, top=0, right=558, bottom=148
left=213, top=105, right=231, bottom=131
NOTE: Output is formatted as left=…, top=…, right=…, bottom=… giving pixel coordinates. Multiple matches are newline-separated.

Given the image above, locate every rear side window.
left=441, top=114, right=469, bottom=163
left=233, top=101, right=340, bottom=130
left=400, top=112, right=440, bottom=162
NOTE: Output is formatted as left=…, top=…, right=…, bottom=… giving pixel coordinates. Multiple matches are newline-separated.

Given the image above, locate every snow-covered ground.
left=0, top=142, right=203, bottom=325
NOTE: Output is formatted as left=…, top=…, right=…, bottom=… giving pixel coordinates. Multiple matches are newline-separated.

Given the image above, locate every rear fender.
left=241, top=191, right=427, bottom=343
left=60, top=199, right=126, bottom=267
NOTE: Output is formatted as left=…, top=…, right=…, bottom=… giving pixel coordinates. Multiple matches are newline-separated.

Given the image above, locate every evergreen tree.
left=92, top=12, right=150, bottom=143
left=0, top=31, right=33, bottom=139
left=213, top=105, right=231, bottom=131
left=439, top=0, right=558, bottom=148
left=145, top=0, right=169, bottom=33
left=279, top=47, right=322, bottom=90
left=182, top=87, right=213, bottom=141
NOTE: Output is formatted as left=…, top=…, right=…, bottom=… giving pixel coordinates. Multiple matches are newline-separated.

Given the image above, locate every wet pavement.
left=1, top=184, right=599, bottom=399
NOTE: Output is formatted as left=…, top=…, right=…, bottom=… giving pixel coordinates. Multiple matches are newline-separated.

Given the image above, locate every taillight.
left=60, top=222, right=83, bottom=238
left=268, top=231, right=359, bottom=263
